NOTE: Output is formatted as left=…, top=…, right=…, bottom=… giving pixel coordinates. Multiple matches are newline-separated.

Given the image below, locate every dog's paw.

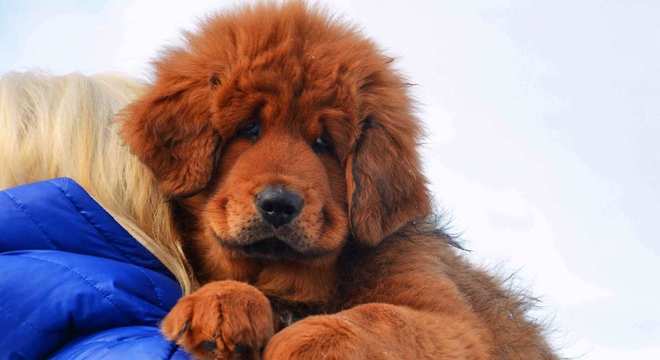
left=263, top=314, right=368, bottom=360
left=161, top=280, right=274, bottom=360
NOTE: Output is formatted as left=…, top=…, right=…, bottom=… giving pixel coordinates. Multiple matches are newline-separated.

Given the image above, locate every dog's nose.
left=256, top=186, right=303, bottom=227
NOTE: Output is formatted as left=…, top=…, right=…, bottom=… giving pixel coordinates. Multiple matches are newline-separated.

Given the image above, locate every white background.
left=1, top=1, right=658, bottom=358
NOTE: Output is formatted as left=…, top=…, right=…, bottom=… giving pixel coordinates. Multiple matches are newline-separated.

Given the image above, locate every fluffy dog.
left=121, top=2, right=557, bottom=359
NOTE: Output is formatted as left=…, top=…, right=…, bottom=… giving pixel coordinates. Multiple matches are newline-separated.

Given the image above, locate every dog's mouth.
left=218, top=234, right=334, bottom=261
left=222, top=236, right=305, bottom=261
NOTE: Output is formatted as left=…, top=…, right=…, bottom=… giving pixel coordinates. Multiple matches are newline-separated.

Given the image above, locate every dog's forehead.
left=225, top=47, right=364, bottom=107
left=186, top=6, right=396, bottom=147
left=210, top=49, right=364, bottom=134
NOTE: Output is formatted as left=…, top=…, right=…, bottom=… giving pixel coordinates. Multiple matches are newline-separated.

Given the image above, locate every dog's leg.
left=263, top=302, right=492, bottom=359
left=161, top=280, right=274, bottom=359
left=264, top=233, right=498, bottom=359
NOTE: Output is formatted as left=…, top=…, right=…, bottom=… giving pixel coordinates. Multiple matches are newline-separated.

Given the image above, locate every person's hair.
left=0, top=71, right=195, bottom=294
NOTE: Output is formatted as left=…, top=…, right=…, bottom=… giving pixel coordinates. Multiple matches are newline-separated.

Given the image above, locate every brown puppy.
left=122, top=2, right=558, bottom=359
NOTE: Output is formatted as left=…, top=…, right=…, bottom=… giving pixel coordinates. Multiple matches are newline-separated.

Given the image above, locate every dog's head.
left=122, top=3, right=430, bottom=293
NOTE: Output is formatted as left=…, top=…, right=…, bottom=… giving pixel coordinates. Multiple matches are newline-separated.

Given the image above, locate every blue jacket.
left=0, top=178, right=190, bottom=359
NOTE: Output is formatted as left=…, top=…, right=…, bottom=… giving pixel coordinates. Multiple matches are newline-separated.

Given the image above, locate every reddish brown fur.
left=121, top=2, right=558, bottom=359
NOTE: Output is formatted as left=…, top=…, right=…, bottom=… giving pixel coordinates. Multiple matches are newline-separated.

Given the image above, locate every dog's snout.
left=256, top=186, right=303, bottom=227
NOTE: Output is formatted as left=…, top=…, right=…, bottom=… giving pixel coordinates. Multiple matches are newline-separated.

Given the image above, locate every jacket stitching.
left=2, top=191, right=58, bottom=250
left=49, top=180, right=165, bottom=309
left=19, top=254, right=128, bottom=320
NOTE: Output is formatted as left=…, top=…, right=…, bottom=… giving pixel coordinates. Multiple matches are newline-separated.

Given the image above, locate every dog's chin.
left=216, top=235, right=333, bottom=262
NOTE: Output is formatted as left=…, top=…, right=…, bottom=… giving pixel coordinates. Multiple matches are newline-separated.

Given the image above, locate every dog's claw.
left=200, top=340, right=217, bottom=352
left=174, top=320, right=191, bottom=342
left=234, top=343, right=249, bottom=354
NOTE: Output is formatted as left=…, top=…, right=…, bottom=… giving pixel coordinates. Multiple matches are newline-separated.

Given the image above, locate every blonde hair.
left=0, top=71, right=195, bottom=294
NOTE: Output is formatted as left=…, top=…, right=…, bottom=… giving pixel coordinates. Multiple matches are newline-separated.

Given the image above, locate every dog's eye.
left=237, top=119, right=261, bottom=140
left=312, top=136, right=333, bottom=154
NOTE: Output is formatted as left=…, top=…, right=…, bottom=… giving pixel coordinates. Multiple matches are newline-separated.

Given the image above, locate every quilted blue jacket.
left=0, top=178, right=190, bottom=359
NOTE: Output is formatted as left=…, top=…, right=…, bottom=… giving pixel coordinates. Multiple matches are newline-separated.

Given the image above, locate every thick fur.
left=121, top=2, right=558, bottom=359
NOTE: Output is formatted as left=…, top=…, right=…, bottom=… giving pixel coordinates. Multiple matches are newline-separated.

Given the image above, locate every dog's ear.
left=121, top=52, right=220, bottom=198
left=346, top=114, right=431, bottom=247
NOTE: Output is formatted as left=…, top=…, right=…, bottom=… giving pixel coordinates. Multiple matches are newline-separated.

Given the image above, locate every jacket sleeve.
left=0, top=178, right=190, bottom=359
left=51, top=327, right=191, bottom=360
left=0, top=250, right=187, bottom=359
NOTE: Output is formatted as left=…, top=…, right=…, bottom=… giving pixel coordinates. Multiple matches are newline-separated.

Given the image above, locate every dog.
left=121, top=2, right=558, bottom=359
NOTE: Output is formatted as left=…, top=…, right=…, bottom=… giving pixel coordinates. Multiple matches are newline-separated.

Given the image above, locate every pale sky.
left=1, top=1, right=659, bottom=358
